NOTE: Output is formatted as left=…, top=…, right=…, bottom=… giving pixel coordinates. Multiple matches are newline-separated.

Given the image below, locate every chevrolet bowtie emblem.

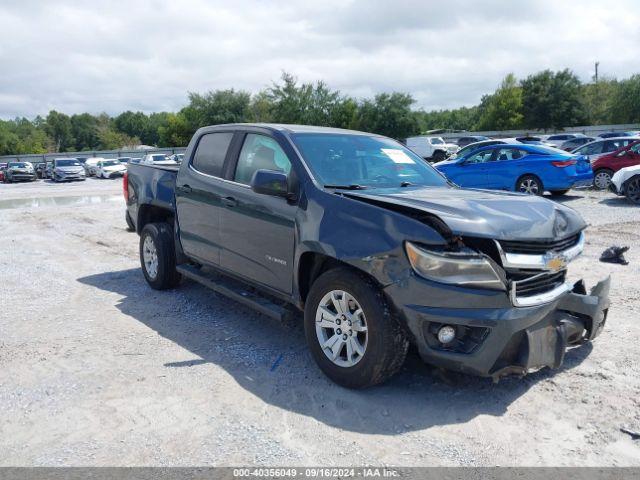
left=544, top=253, right=567, bottom=272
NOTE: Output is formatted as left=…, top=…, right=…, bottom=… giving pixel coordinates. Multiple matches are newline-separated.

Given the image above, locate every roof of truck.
left=203, top=123, right=379, bottom=136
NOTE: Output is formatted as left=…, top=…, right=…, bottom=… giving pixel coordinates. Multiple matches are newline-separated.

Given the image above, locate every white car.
left=571, top=137, right=639, bottom=163
left=95, top=159, right=127, bottom=179
left=610, top=165, right=640, bottom=204
left=141, top=153, right=176, bottom=165
left=83, top=157, right=106, bottom=176
left=405, top=136, right=459, bottom=161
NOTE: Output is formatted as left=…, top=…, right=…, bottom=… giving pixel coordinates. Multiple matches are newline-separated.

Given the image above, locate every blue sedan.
left=435, top=144, right=593, bottom=195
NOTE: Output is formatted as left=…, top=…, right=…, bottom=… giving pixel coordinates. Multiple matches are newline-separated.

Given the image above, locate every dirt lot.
left=1, top=179, right=639, bottom=466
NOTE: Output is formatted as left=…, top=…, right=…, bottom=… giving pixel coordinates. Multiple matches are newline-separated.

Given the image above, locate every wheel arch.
left=297, top=251, right=383, bottom=306
left=136, top=204, right=174, bottom=234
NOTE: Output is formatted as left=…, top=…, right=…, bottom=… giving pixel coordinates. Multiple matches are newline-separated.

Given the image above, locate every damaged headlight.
left=405, top=241, right=505, bottom=290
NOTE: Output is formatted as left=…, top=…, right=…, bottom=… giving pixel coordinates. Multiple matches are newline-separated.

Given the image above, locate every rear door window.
left=192, top=132, right=234, bottom=177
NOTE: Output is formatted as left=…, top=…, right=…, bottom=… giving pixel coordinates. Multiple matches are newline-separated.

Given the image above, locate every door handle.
left=222, top=196, right=238, bottom=207
left=181, top=185, right=192, bottom=194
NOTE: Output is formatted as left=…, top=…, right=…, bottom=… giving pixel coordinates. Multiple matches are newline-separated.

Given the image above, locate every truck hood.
left=343, top=186, right=586, bottom=241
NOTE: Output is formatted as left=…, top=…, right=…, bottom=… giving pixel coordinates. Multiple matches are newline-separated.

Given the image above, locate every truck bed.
left=126, top=162, right=179, bottom=229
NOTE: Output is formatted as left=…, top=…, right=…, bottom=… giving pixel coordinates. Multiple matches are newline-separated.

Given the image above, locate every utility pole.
left=594, top=61, right=599, bottom=83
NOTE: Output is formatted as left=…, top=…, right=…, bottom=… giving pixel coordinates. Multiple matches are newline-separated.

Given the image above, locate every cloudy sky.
left=0, top=0, right=638, bottom=119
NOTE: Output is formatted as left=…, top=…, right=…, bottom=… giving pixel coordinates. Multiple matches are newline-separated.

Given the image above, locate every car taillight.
left=123, top=171, right=129, bottom=202
left=551, top=160, right=577, bottom=167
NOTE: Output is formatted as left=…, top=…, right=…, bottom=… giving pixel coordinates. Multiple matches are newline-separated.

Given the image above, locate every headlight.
left=405, top=241, right=505, bottom=290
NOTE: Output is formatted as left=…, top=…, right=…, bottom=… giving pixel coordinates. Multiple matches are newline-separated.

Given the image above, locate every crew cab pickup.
left=125, top=123, right=611, bottom=388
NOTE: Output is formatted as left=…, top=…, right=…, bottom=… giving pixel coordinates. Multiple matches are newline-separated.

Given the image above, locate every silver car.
left=52, top=158, right=86, bottom=182
left=571, top=137, right=640, bottom=163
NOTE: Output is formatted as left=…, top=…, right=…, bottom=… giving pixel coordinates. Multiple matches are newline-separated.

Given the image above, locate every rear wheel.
left=516, top=174, right=543, bottom=195
left=304, top=267, right=408, bottom=388
left=432, top=150, right=446, bottom=162
left=550, top=189, right=569, bottom=196
left=593, top=169, right=613, bottom=190
left=139, top=223, right=181, bottom=290
left=125, top=211, right=135, bottom=231
left=624, top=176, right=640, bottom=204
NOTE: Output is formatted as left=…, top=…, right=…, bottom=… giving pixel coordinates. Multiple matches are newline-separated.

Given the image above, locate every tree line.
left=1, top=70, right=639, bottom=156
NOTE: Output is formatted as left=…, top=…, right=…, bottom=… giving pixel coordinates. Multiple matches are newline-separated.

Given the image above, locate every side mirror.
left=251, top=169, right=289, bottom=197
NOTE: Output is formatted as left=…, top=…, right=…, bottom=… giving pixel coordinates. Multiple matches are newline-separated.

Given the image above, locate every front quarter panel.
left=297, top=185, right=448, bottom=286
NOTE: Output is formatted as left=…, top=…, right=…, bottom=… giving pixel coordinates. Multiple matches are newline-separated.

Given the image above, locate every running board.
left=176, top=264, right=291, bottom=321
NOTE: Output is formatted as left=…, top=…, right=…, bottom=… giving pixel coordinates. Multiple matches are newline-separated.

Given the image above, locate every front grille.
left=499, top=233, right=581, bottom=255
left=511, top=270, right=566, bottom=297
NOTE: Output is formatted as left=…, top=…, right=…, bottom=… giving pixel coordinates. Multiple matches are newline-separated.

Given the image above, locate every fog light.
left=437, top=325, right=456, bottom=344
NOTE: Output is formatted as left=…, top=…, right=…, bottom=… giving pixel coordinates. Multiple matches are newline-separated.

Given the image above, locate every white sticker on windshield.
left=381, top=149, right=415, bottom=164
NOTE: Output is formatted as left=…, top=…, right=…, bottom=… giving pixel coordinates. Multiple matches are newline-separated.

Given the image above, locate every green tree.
left=355, top=92, right=421, bottom=139
left=71, top=113, right=100, bottom=150
left=582, top=77, right=618, bottom=125
left=44, top=110, right=74, bottom=151
left=475, top=74, right=523, bottom=130
left=158, top=113, right=192, bottom=147
left=521, top=69, right=585, bottom=130
left=181, top=89, right=251, bottom=132
left=609, top=75, right=640, bottom=124
left=266, top=72, right=350, bottom=126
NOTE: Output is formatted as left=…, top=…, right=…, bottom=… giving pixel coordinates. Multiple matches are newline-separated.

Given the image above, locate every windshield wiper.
left=323, top=184, right=368, bottom=190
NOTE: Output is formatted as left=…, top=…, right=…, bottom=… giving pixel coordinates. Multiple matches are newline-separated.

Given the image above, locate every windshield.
left=151, top=155, right=167, bottom=161
left=290, top=133, right=448, bottom=189
left=9, top=162, right=29, bottom=168
left=55, top=159, right=81, bottom=167
left=430, top=137, right=444, bottom=144
left=102, top=160, right=120, bottom=167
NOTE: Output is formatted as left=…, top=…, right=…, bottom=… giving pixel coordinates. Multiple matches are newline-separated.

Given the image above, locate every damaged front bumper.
left=386, top=274, right=611, bottom=380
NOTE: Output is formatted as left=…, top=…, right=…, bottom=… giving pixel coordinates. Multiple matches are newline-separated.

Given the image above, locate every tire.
left=593, top=169, right=613, bottom=190
left=624, top=175, right=640, bottom=204
left=139, top=223, right=181, bottom=290
left=432, top=150, right=446, bottom=162
left=304, top=267, right=408, bottom=388
left=550, top=189, right=569, bottom=196
left=125, top=211, right=135, bottom=232
left=516, top=174, right=543, bottom=195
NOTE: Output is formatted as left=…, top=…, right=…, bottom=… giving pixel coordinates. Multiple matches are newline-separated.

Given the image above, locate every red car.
left=591, top=140, right=640, bottom=190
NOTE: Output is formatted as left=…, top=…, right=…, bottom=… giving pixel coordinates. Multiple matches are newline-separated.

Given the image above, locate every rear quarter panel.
left=126, top=163, right=179, bottom=229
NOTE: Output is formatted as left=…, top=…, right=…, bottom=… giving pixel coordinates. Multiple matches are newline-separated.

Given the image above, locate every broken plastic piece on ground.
left=620, top=427, right=640, bottom=440
left=599, top=245, right=630, bottom=265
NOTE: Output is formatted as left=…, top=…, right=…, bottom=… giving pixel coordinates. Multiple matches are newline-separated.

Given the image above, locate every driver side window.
left=234, top=134, right=292, bottom=185
left=465, top=150, right=494, bottom=164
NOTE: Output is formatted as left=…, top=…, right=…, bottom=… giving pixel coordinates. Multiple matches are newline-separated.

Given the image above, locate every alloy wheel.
left=519, top=178, right=540, bottom=194
left=142, top=235, right=159, bottom=279
left=594, top=171, right=612, bottom=190
left=626, top=178, right=640, bottom=204
left=315, top=290, right=368, bottom=367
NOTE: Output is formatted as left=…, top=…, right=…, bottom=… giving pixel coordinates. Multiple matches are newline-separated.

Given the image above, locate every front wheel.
left=593, top=169, right=613, bottom=190
left=139, top=223, right=181, bottom=290
left=516, top=174, right=543, bottom=195
left=304, top=268, right=408, bottom=388
left=624, top=176, right=640, bottom=204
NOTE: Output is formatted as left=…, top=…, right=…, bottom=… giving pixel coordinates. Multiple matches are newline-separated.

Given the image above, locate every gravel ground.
left=1, top=179, right=639, bottom=466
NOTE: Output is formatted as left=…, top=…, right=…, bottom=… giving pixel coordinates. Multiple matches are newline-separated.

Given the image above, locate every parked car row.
left=434, top=143, right=592, bottom=196
left=434, top=135, right=640, bottom=194
left=1, top=152, right=185, bottom=185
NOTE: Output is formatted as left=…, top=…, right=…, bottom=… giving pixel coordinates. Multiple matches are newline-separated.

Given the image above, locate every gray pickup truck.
left=124, top=123, right=610, bottom=388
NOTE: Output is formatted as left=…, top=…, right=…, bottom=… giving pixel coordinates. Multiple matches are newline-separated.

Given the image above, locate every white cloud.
left=0, top=0, right=638, bottom=118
